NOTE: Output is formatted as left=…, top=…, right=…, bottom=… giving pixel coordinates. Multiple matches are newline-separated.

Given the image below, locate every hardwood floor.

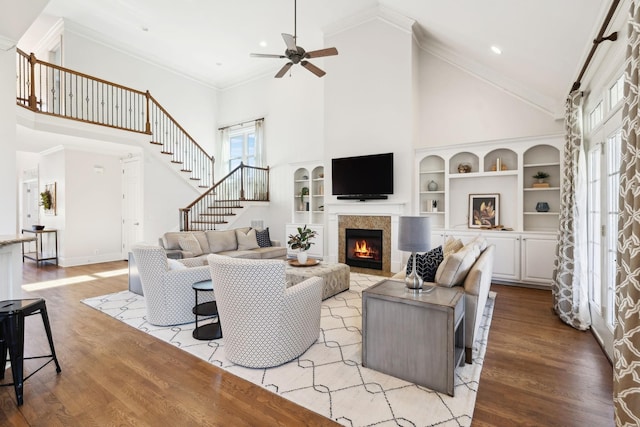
left=0, top=261, right=613, bottom=426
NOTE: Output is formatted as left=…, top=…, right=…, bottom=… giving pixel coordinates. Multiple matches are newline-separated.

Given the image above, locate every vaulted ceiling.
left=23, top=0, right=612, bottom=117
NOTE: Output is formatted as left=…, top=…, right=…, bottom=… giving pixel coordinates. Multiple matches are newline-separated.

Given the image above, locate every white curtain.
left=219, top=127, right=230, bottom=178
left=551, top=91, right=591, bottom=331
left=255, top=118, right=264, bottom=166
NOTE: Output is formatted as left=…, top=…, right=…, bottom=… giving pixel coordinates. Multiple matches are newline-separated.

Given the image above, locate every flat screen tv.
left=331, top=152, right=394, bottom=200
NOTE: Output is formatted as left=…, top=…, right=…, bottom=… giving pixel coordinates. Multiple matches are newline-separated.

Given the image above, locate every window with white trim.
left=589, top=102, right=603, bottom=131
left=605, top=130, right=621, bottom=328
left=587, top=145, right=602, bottom=312
left=608, top=74, right=624, bottom=109
left=228, top=126, right=256, bottom=171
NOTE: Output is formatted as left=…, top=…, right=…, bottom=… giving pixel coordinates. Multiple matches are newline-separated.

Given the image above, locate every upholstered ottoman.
left=286, top=262, right=350, bottom=300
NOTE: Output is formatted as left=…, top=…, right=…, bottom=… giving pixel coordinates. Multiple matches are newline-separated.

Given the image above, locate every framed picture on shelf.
left=469, top=193, right=499, bottom=228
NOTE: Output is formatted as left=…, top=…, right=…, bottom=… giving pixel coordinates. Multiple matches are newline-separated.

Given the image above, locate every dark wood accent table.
left=192, top=280, right=222, bottom=340
left=362, top=279, right=465, bottom=396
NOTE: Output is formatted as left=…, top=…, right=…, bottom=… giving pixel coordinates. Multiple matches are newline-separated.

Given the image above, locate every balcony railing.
left=16, top=49, right=213, bottom=187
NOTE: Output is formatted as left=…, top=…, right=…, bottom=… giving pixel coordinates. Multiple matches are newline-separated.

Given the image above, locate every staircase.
left=15, top=49, right=269, bottom=229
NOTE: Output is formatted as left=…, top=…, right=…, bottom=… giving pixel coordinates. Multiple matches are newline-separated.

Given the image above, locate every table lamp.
left=398, top=216, right=432, bottom=291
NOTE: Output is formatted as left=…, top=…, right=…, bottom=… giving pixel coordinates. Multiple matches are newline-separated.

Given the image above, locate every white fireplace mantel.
left=326, top=201, right=408, bottom=272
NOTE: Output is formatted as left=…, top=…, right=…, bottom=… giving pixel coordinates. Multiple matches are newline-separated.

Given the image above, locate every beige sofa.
left=394, top=237, right=495, bottom=364
left=159, top=227, right=287, bottom=260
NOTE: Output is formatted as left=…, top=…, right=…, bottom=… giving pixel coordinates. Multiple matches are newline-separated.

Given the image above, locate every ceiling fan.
left=250, top=0, right=338, bottom=78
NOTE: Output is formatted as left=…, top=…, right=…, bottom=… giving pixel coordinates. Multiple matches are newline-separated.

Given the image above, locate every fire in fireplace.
left=345, top=228, right=383, bottom=270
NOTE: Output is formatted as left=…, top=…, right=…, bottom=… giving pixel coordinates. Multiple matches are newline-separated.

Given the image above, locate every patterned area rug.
left=82, top=273, right=495, bottom=426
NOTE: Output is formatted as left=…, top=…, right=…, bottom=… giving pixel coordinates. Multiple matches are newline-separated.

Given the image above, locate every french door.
left=587, top=127, right=621, bottom=360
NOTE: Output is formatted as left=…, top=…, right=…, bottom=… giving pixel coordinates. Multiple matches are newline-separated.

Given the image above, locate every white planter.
left=297, top=251, right=308, bottom=264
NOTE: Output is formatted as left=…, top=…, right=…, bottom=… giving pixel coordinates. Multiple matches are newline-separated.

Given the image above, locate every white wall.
left=324, top=16, right=415, bottom=207
left=61, top=25, right=219, bottom=154
left=0, top=48, right=17, bottom=235
left=37, top=147, right=124, bottom=266
left=142, top=151, right=204, bottom=243
left=416, top=50, right=564, bottom=147
left=64, top=149, right=122, bottom=264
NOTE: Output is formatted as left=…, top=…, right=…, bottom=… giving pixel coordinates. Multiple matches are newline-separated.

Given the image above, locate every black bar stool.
left=0, top=299, right=62, bottom=405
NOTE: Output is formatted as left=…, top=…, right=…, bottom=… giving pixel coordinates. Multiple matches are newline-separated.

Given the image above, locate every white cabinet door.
left=484, top=234, right=520, bottom=281
left=431, top=231, right=447, bottom=249
left=521, top=235, right=555, bottom=286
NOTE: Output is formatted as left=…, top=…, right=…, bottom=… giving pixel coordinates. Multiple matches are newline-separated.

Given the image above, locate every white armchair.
left=132, top=244, right=213, bottom=326
left=207, top=254, right=323, bottom=368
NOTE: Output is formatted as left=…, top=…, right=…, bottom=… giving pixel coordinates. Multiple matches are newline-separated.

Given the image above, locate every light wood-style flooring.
left=0, top=261, right=613, bottom=426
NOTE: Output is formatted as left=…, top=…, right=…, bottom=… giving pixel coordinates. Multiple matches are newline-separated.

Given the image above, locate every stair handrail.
left=180, top=162, right=270, bottom=231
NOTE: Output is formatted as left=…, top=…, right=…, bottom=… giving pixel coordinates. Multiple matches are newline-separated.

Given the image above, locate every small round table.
left=192, top=280, right=222, bottom=340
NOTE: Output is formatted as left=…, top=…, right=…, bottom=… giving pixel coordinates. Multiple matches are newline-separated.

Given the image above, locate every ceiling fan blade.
left=282, top=33, right=297, bottom=51
left=301, top=60, right=326, bottom=78
left=250, top=53, right=286, bottom=59
left=275, top=62, right=294, bottom=78
left=305, top=47, right=338, bottom=58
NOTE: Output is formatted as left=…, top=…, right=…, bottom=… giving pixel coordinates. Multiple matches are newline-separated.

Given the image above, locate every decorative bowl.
left=32, top=225, right=45, bottom=231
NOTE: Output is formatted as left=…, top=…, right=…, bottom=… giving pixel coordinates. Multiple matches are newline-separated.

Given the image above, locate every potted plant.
left=533, top=171, right=549, bottom=183
left=287, top=225, right=317, bottom=264
left=299, top=186, right=309, bottom=209
left=40, top=189, right=53, bottom=210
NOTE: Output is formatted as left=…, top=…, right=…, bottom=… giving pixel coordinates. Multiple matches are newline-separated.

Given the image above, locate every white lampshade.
left=398, top=216, right=431, bottom=253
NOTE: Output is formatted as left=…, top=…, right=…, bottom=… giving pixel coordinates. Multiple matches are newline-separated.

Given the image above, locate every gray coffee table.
left=285, top=260, right=350, bottom=300
left=362, top=279, right=465, bottom=396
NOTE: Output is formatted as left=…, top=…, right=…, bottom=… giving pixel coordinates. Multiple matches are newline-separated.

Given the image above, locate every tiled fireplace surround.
left=326, top=202, right=406, bottom=274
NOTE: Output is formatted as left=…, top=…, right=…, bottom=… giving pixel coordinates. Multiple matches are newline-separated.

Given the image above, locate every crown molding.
left=0, top=34, right=17, bottom=51
left=32, top=18, right=65, bottom=54
left=323, top=4, right=415, bottom=38
left=63, top=20, right=220, bottom=91
left=414, top=31, right=563, bottom=118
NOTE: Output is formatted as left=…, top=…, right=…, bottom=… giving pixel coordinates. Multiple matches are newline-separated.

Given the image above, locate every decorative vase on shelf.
left=535, top=202, right=550, bottom=212
left=427, top=180, right=438, bottom=191
left=297, top=250, right=308, bottom=264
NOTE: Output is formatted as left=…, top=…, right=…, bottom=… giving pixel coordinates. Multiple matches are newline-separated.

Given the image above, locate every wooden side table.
left=362, top=279, right=465, bottom=396
left=21, top=229, right=58, bottom=266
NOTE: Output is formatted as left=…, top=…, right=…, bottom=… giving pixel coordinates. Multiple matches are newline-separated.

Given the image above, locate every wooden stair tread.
left=191, top=220, right=229, bottom=225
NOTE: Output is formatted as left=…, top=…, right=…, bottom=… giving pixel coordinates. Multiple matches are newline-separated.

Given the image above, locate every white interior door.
left=22, top=180, right=39, bottom=230
left=122, top=157, right=143, bottom=258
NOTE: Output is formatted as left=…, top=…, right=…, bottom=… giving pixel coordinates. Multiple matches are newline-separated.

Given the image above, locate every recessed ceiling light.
left=216, top=62, right=223, bottom=66
left=259, top=40, right=267, bottom=47
left=491, top=45, right=502, bottom=55
left=141, top=27, right=149, bottom=32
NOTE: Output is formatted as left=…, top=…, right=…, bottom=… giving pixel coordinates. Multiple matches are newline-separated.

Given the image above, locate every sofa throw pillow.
left=406, top=245, right=443, bottom=282
left=443, top=236, right=464, bottom=257
left=178, top=234, right=203, bottom=256
left=435, top=246, right=478, bottom=287
left=236, top=228, right=260, bottom=250
left=206, top=229, right=237, bottom=253
left=467, top=235, right=488, bottom=252
left=167, top=258, right=187, bottom=270
left=255, top=228, right=272, bottom=247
